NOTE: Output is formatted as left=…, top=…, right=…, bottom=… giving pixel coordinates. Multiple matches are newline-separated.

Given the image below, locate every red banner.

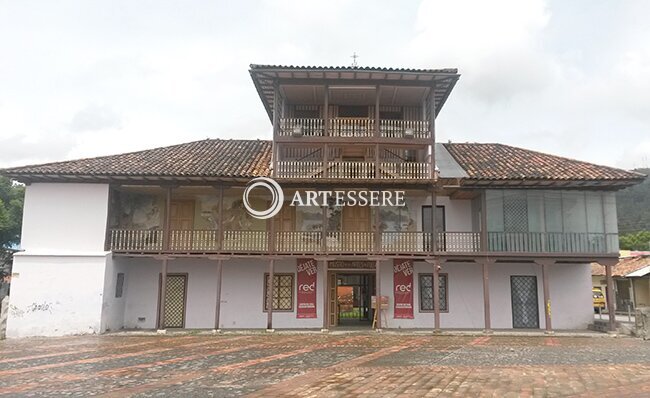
left=393, top=259, right=414, bottom=319
left=296, top=258, right=318, bottom=318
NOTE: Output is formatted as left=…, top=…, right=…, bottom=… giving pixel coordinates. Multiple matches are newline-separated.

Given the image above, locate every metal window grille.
left=419, top=274, right=448, bottom=311
left=264, top=274, right=294, bottom=311
left=163, top=275, right=186, bottom=328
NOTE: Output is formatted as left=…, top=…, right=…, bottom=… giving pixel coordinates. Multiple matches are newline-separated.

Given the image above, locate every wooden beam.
left=605, top=262, right=616, bottom=332
left=163, top=186, right=172, bottom=251
left=538, top=259, right=554, bottom=333
left=267, top=259, right=275, bottom=331
left=158, top=257, right=168, bottom=331
left=433, top=258, right=441, bottom=332
left=375, top=259, right=382, bottom=331
left=213, top=258, right=223, bottom=331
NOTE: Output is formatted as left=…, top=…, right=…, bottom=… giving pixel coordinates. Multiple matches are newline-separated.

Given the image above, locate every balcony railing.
left=380, top=120, right=430, bottom=139
left=109, top=229, right=618, bottom=255
left=274, top=161, right=430, bottom=179
left=277, top=118, right=430, bottom=139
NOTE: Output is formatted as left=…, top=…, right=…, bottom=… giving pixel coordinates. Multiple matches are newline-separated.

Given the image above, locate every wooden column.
left=374, top=85, right=380, bottom=137
left=429, top=82, right=437, bottom=180
left=163, top=186, right=173, bottom=251
left=323, top=84, right=329, bottom=136
left=272, top=82, right=280, bottom=176
left=374, top=205, right=381, bottom=254
left=433, top=258, right=441, bottom=332
left=539, top=259, right=554, bottom=333
left=267, top=259, right=275, bottom=331
left=605, top=262, right=616, bottom=332
left=431, top=187, right=437, bottom=253
left=157, top=257, right=168, bottom=331
left=321, top=259, right=329, bottom=331
left=375, top=259, right=382, bottom=330
left=480, top=191, right=488, bottom=252
left=217, top=185, right=224, bottom=251
left=482, top=259, right=492, bottom=333
left=213, top=258, right=224, bottom=332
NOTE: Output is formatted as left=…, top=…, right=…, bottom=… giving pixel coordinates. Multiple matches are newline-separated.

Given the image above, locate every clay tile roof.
left=592, top=255, right=650, bottom=277
left=1, top=139, right=272, bottom=180
left=444, top=143, right=644, bottom=182
left=249, top=64, right=459, bottom=74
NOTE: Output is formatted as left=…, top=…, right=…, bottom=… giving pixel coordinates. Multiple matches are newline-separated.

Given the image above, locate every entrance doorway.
left=329, top=272, right=375, bottom=327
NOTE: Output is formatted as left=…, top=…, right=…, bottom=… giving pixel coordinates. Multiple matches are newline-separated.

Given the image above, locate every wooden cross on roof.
left=351, top=52, right=359, bottom=67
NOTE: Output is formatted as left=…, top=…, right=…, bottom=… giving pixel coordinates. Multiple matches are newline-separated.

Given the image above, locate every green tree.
left=619, top=230, right=650, bottom=251
left=0, top=176, right=25, bottom=249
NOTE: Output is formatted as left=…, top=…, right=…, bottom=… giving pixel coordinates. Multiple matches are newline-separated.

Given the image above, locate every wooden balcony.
left=275, top=161, right=431, bottom=180
left=278, top=118, right=430, bottom=139
left=109, top=229, right=618, bottom=256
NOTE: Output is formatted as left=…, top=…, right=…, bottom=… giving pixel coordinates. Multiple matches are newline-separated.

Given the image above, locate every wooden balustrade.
left=170, top=230, right=220, bottom=251
left=110, top=229, right=163, bottom=252
left=276, top=231, right=322, bottom=253
left=222, top=230, right=268, bottom=252
left=380, top=120, right=430, bottom=139
left=380, top=162, right=430, bottom=179
left=438, top=232, right=481, bottom=252
left=327, top=161, right=375, bottom=179
left=382, top=232, right=431, bottom=253
left=326, top=231, right=374, bottom=253
left=279, top=118, right=325, bottom=137
left=329, top=118, right=374, bottom=137
left=276, top=161, right=324, bottom=179
left=109, top=229, right=618, bottom=255
left=487, top=232, right=617, bottom=253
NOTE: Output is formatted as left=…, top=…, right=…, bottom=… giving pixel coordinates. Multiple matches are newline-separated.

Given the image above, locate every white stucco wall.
left=101, top=256, right=127, bottom=332
left=119, top=257, right=326, bottom=330
left=20, top=183, right=110, bottom=253
left=115, top=257, right=592, bottom=331
left=7, top=254, right=110, bottom=337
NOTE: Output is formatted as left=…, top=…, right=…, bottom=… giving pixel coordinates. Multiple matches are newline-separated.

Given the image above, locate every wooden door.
left=170, top=200, right=195, bottom=230
left=343, top=206, right=370, bottom=231
left=342, top=206, right=371, bottom=251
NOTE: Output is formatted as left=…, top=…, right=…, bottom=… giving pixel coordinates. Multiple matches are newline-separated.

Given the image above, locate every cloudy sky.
left=0, top=0, right=649, bottom=170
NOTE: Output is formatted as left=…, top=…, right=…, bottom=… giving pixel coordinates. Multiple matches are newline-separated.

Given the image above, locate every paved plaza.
left=0, top=333, right=649, bottom=397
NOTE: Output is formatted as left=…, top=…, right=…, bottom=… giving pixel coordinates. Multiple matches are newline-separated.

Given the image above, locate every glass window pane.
left=544, top=191, right=563, bottom=233
left=562, top=191, right=587, bottom=233
left=585, top=192, right=604, bottom=233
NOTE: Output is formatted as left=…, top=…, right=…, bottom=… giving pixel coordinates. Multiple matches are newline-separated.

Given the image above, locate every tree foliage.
left=0, top=176, right=25, bottom=249
left=619, top=230, right=650, bottom=251
left=617, top=168, right=650, bottom=233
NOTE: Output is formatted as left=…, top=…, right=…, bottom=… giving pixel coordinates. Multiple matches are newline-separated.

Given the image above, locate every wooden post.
left=375, top=259, right=382, bottom=331
left=539, top=259, right=553, bottom=333
left=429, top=82, right=437, bottom=180
left=374, top=205, right=381, bottom=254
left=605, top=262, right=616, bottom=332
left=324, top=84, right=329, bottom=137
left=321, top=259, right=329, bottom=331
left=267, top=259, right=275, bottom=331
left=482, top=259, right=492, bottom=333
left=213, top=258, right=223, bottom=332
left=375, top=143, right=380, bottom=180
left=431, top=187, right=437, bottom=253
left=321, top=203, right=328, bottom=254
left=272, top=82, right=280, bottom=177
left=433, top=258, right=441, bottom=332
left=323, top=143, right=329, bottom=179
left=480, top=191, right=488, bottom=252
left=163, top=186, right=172, bottom=251
left=217, top=185, right=224, bottom=251
left=375, top=85, right=380, bottom=138
left=158, top=257, right=168, bottom=331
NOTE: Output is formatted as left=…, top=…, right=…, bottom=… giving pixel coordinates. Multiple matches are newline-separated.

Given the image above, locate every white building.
left=2, top=64, right=645, bottom=337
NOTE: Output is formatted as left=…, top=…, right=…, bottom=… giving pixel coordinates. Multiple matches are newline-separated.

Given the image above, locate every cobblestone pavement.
left=0, top=333, right=649, bottom=397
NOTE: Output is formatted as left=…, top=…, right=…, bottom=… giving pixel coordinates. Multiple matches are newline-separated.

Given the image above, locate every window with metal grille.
left=264, top=273, right=294, bottom=311
left=419, top=273, right=448, bottom=312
